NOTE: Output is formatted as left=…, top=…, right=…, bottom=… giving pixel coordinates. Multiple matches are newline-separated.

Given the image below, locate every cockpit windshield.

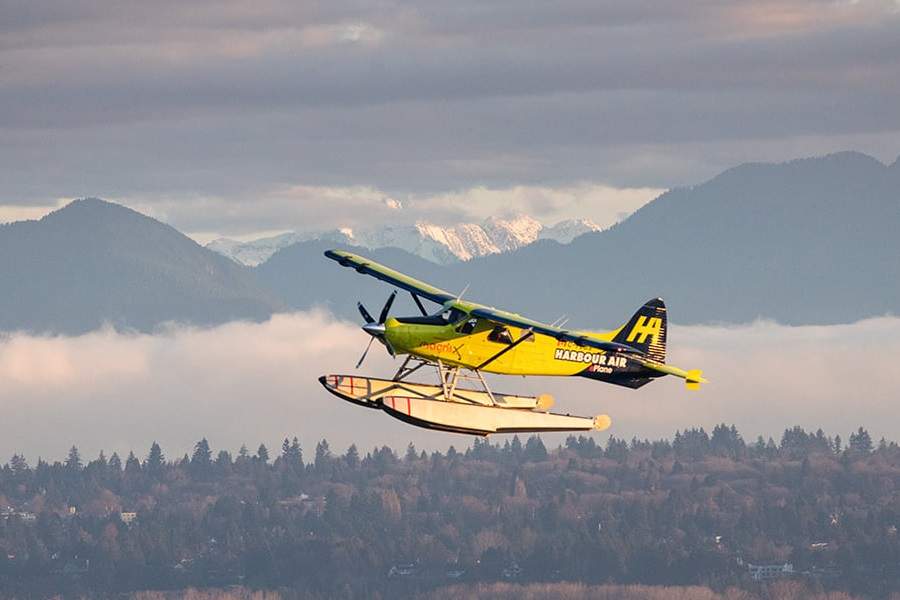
left=442, top=308, right=467, bottom=323
left=394, top=306, right=469, bottom=326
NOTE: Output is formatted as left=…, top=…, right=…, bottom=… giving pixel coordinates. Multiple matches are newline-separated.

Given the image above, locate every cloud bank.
left=2, top=312, right=899, bottom=463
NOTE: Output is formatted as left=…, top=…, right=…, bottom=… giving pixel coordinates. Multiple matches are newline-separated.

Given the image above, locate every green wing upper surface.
left=324, top=250, right=456, bottom=305
left=325, top=249, right=635, bottom=355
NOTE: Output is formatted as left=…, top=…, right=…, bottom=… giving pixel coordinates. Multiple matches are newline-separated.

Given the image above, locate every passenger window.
left=487, top=326, right=514, bottom=344
left=457, top=318, right=479, bottom=334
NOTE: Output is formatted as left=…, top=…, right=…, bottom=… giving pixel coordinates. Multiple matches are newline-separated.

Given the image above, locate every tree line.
left=1, top=425, right=898, bottom=598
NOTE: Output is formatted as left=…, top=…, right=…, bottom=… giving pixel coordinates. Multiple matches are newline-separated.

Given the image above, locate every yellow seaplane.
left=319, top=250, right=707, bottom=436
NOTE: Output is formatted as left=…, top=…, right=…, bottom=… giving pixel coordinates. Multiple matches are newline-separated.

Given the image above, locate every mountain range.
left=1, top=151, right=897, bottom=334
left=207, top=215, right=601, bottom=266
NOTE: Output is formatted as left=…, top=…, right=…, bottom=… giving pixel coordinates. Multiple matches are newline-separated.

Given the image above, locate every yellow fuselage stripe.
left=384, top=318, right=621, bottom=376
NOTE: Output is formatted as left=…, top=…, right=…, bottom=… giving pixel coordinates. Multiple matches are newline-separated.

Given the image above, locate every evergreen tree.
left=215, top=450, right=232, bottom=467
left=191, top=438, right=213, bottom=476
left=125, top=451, right=141, bottom=474
left=345, top=444, right=360, bottom=469
left=605, top=436, right=629, bottom=461
left=711, top=423, right=744, bottom=458
left=65, top=446, right=82, bottom=471
left=256, top=444, right=269, bottom=463
left=849, top=427, right=873, bottom=453
left=754, top=436, right=766, bottom=455
left=405, top=443, right=418, bottom=462
left=510, top=435, right=524, bottom=460
left=108, top=452, right=122, bottom=472
left=145, top=442, right=164, bottom=476
left=290, top=437, right=303, bottom=466
left=524, top=436, right=548, bottom=462
left=9, top=454, right=29, bottom=475
left=315, top=439, right=332, bottom=471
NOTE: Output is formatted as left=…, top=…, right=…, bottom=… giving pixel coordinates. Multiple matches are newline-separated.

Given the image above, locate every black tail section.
left=579, top=299, right=668, bottom=389
left=612, top=298, right=667, bottom=363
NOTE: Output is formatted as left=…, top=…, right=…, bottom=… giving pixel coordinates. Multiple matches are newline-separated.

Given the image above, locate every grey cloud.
left=1, top=0, right=899, bottom=227
left=1, top=312, right=899, bottom=463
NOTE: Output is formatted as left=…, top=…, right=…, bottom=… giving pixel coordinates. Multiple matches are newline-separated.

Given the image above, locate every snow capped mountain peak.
left=483, top=214, right=543, bottom=251
left=206, top=229, right=353, bottom=266
left=206, top=214, right=602, bottom=266
left=540, top=218, right=601, bottom=244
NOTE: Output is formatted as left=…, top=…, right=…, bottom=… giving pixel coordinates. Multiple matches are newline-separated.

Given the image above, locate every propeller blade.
left=357, top=302, right=375, bottom=324
left=378, top=291, right=397, bottom=324
left=411, top=292, right=428, bottom=316
left=355, top=336, right=376, bottom=369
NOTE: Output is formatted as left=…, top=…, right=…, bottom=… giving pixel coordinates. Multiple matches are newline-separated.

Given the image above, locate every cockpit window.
left=443, top=308, right=467, bottom=324
left=394, top=306, right=468, bottom=326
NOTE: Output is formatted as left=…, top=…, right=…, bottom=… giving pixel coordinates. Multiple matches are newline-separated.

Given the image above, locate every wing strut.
left=411, top=292, right=428, bottom=316
left=476, top=329, right=535, bottom=370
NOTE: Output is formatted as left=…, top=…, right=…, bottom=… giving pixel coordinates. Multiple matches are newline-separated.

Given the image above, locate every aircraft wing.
left=324, top=250, right=456, bottom=305
left=326, top=249, right=637, bottom=355
left=468, top=307, right=637, bottom=355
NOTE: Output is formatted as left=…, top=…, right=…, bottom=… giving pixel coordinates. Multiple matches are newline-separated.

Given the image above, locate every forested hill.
left=2, top=425, right=899, bottom=598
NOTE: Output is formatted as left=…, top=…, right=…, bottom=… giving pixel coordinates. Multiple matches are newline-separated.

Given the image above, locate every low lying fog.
left=1, top=312, right=898, bottom=461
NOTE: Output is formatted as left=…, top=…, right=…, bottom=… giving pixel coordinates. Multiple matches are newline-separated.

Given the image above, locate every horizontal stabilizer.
left=685, top=369, right=707, bottom=391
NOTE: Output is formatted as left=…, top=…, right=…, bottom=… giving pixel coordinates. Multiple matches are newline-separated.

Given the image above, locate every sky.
left=2, top=311, right=899, bottom=462
left=1, top=1, right=899, bottom=462
left=2, top=0, right=900, bottom=239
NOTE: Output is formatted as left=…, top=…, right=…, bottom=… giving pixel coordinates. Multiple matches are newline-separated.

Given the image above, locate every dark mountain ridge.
left=433, top=151, right=900, bottom=326
left=0, top=198, right=282, bottom=334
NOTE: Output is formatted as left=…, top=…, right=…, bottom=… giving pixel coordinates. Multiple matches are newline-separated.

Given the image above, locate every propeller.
left=355, top=291, right=397, bottom=368
left=378, top=291, right=396, bottom=324
left=355, top=337, right=376, bottom=369
left=357, top=302, right=374, bottom=324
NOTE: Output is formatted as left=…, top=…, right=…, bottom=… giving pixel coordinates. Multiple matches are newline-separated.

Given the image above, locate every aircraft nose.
left=362, top=322, right=386, bottom=337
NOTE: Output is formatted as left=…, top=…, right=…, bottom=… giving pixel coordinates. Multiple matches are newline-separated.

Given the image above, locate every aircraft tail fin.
left=612, top=298, right=667, bottom=363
